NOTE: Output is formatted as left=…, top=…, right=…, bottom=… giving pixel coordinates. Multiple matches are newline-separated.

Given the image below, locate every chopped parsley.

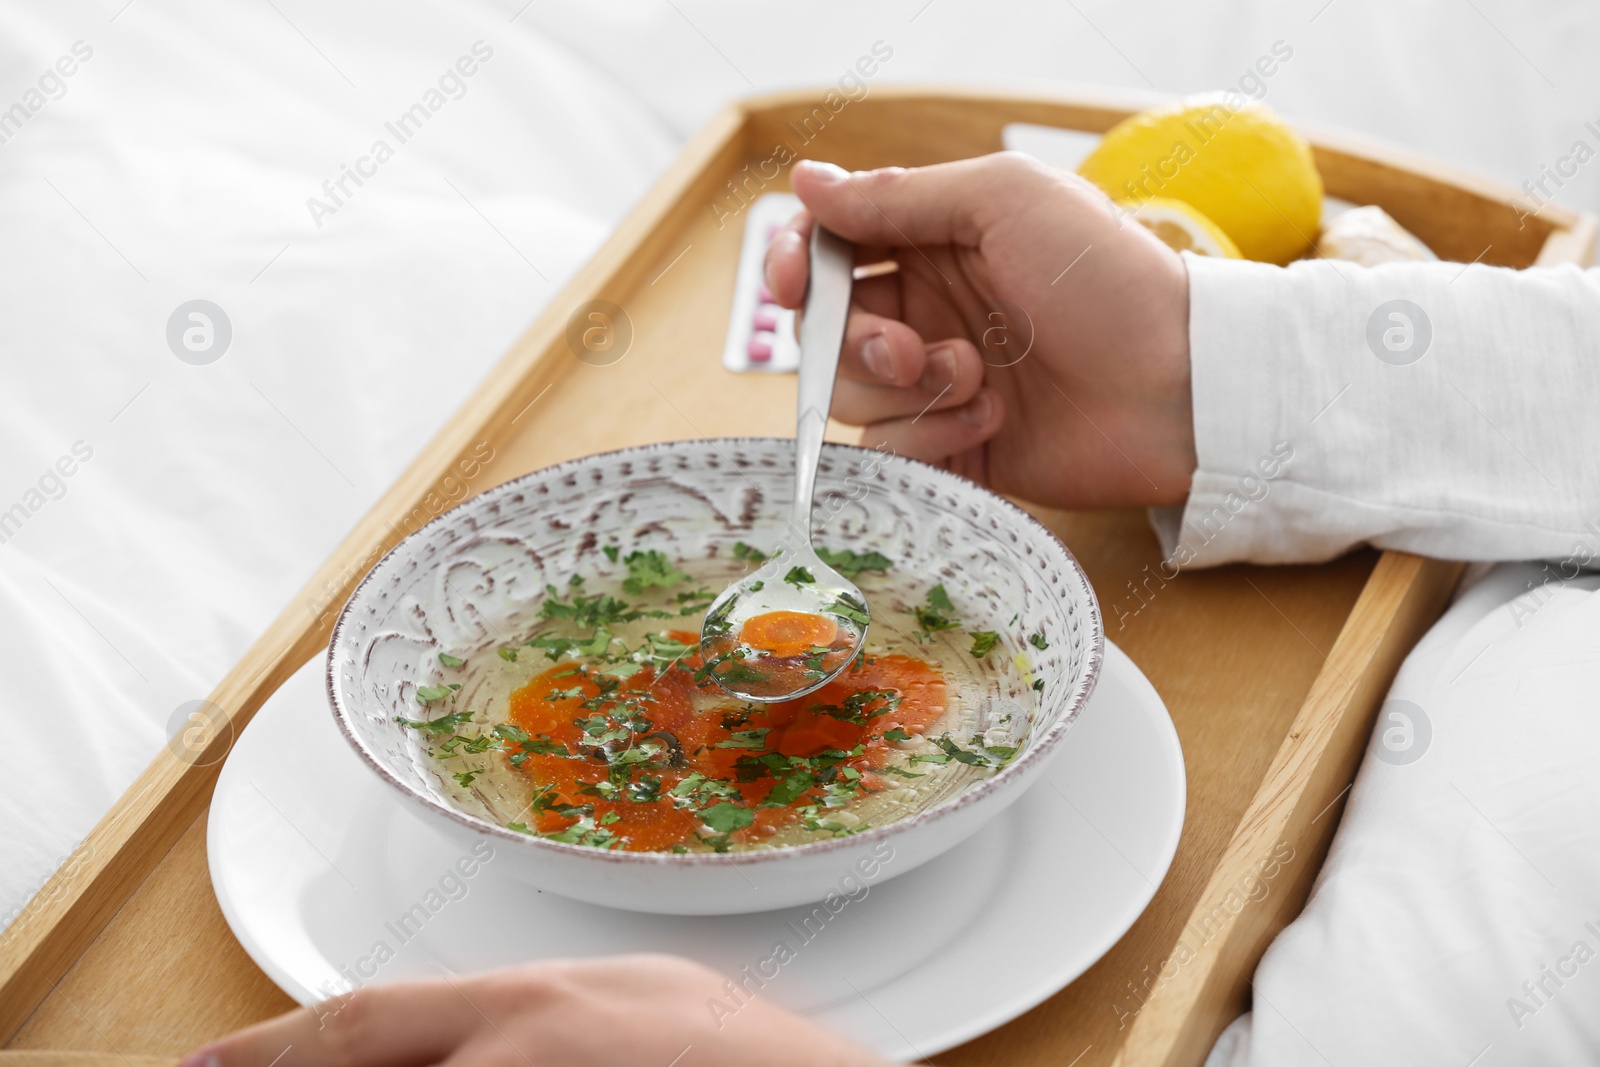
left=783, top=566, right=816, bottom=587
left=815, top=546, right=893, bottom=579
left=398, top=710, right=473, bottom=734
left=702, top=595, right=737, bottom=638
left=968, top=631, right=999, bottom=658
left=817, top=688, right=900, bottom=726
left=699, top=802, right=754, bottom=834
left=544, top=816, right=620, bottom=849
left=761, top=768, right=817, bottom=807
left=909, top=733, right=1016, bottom=769
left=540, top=586, right=647, bottom=629
left=824, top=592, right=870, bottom=627
left=710, top=660, right=768, bottom=686
left=713, top=728, right=771, bottom=750
left=913, top=584, right=961, bottom=635
left=670, top=772, right=740, bottom=809
left=621, top=549, right=689, bottom=595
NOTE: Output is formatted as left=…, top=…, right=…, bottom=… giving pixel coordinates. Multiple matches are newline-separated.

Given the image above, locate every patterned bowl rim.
left=327, top=437, right=1104, bottom=867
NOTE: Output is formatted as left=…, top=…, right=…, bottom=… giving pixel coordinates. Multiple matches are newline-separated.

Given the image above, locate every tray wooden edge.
left=1535, top=212, right=1600, bottom=266
left=0, top=1054, right=171, bottom=1067
left=1110, top=553, right=1465, bottom=1067
left=2, top=85, right=1594, bottom=1048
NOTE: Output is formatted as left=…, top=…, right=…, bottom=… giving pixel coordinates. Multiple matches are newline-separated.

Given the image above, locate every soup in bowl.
left=328, top=438, right=1102, bottom=915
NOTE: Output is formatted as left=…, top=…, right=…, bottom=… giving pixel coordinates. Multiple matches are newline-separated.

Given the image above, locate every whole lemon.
left=1080, top=95, right=1323, bottom=265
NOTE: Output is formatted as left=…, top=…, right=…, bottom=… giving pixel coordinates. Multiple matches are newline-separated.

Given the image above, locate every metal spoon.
left=700, top=224, right=868, bottom=703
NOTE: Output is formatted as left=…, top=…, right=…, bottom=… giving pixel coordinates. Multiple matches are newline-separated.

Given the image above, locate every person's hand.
left=181, top=955, right=889, bottom=1067
left=766, top=153, right=1195, bottom=508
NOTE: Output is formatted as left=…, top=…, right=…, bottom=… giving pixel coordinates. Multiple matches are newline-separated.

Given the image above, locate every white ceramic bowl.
left=328, top=439, right=1103, bottom=915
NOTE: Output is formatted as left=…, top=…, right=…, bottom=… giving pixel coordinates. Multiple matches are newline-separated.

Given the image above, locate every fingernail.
left=861, top=335, right=895, bottom=381
left=764, top=230, right=803, bottom=294
left=177, top=1052, right=219, bottom=1067
left=798, top=160, right=850, bottom=184
left=960, top=392, right=995, bottom=427
left=919, top=344, right=957, bottom=393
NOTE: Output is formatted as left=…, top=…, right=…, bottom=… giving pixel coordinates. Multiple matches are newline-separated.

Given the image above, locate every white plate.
left=209, top=641, right=1184, bottom=1061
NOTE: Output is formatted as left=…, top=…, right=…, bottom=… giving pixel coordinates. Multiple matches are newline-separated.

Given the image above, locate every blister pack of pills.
left=722, top=192, right=802, bottom=374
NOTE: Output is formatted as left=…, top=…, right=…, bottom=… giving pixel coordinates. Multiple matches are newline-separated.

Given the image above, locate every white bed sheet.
left=1205, top=566, right=1600, bottom=1066
left=5, top=0, right=1600, bottom=1030
left=0, top=0, right=679, bottom=922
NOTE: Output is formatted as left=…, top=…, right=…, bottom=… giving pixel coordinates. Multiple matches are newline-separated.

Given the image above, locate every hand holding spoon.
left=699, top=225, right=869, bottom=703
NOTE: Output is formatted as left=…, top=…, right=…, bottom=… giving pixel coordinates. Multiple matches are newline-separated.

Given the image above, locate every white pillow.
left=1208, top=562, right=1600, bottom=1066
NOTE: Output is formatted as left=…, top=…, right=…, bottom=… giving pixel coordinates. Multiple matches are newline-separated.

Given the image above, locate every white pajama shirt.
left=1169, top=253, right=1600, bottom=1067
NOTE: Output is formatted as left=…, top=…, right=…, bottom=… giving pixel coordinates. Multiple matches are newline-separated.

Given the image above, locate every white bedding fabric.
left=1206, top=564, right=1600, bottom=1066
left=5, top=1, right=1600, bottom=1060
left=0, top=0, right=680, bottom=924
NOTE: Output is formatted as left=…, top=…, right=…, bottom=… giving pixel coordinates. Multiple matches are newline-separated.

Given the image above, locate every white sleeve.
left=1150, top=251, right=1600, bottom=568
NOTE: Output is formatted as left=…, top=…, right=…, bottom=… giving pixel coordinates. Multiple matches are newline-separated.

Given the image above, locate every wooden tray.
left=3, top=87, right=1594, bottom=1067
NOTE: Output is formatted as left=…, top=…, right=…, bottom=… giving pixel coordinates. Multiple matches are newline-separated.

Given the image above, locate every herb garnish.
left=824, top=592, right=870, bottom=627
left=713, top=728, right=771, bottom=750
left=816, top=688, right=901, bottom=726
left=783, top=566, right=816, bottom=587
left=398, top=710, right=472, bottom=734
left=814, top=546, right=893, bottom=579
left=699, top=802, right=754, bottom=834
left=913, top=584, right=961, bottom=635
left=909, top=733, right=1016, bottom=768
left=621, top=549, right=689, bottom=594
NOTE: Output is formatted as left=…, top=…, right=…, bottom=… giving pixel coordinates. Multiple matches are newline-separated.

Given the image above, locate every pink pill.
left=748, top=335, right=774, bottom=362
left=757, top=284, right=773, bottom=303
left=753, top=311, right=778, bottom=331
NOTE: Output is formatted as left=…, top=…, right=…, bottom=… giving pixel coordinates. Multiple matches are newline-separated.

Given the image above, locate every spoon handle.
left=790, top=224, right=856, bottom=541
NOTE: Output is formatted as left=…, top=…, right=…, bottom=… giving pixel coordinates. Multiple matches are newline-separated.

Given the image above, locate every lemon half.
left=1123, top=198, right=1241, bottom=258
left=1081, top=95, right=1323, bottom=264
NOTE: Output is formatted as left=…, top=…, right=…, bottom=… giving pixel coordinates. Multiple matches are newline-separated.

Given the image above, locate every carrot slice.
left=739, top=610, right=838, bottom=657
left=776, top=709, right=866, bottom=757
